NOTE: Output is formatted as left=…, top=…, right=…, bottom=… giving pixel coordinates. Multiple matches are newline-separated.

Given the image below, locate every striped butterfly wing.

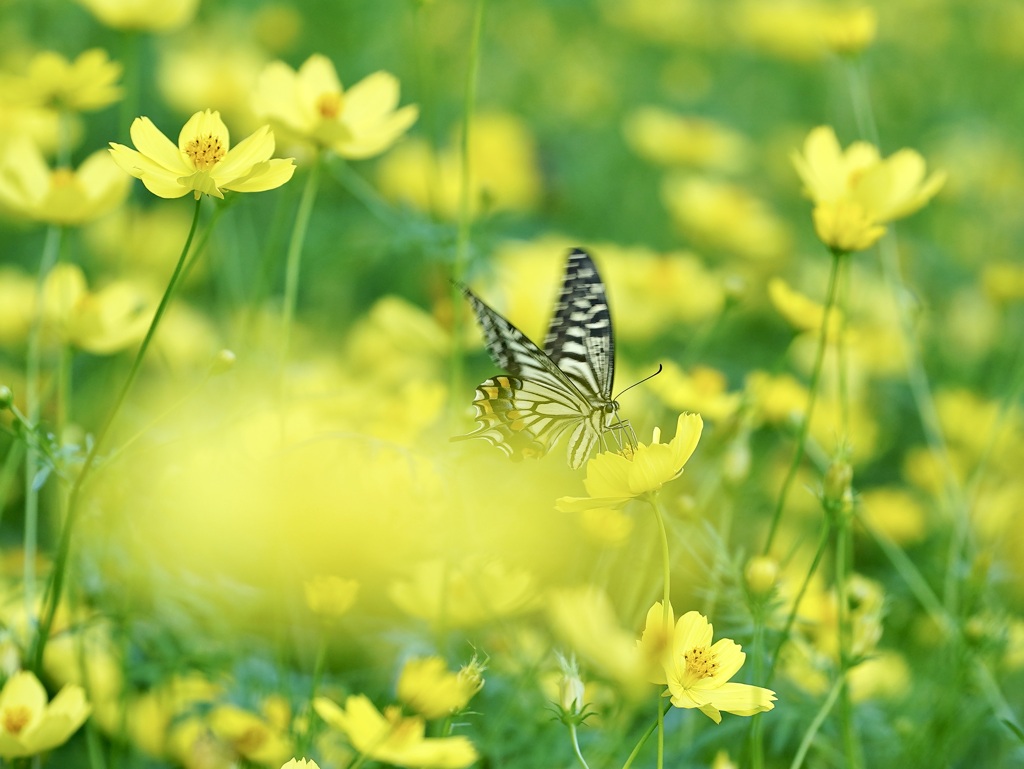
left=543, top=248, right=616, bottom=404
left=454, top=282, right=602, bottom=468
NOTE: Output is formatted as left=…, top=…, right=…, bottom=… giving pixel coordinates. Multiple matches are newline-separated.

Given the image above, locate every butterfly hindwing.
left=455, top=248, right=622, bottom=469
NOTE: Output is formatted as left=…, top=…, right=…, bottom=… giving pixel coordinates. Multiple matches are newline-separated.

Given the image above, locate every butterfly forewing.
left=543, top=248, right=615, bottom=401
left=455, top=248, right=624, bottom=469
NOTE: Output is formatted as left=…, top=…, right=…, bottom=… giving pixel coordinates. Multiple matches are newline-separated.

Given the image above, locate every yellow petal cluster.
left=254, top=54, right=418, bottom=159
left=556, top=413, right=703, bottom=511
left=109, top=110, right=295, bottom=199
left=0, top=670, right=91, bottom=757
left=303, top=575, right=359, bottom=620
left=792, top=126, right=946, bottom=253
left=1, top=49, right=122, bottom=111
left=75, top=0, right=200, bottom=31
left=622, top=106, right=751, bottom=172
left=397, top=656, right=485, bottom=719
left=660, top=611, right=776, bottom=723
left=314, top=695, right=478, bottom=769
left=0, top=138, right=129, bottom=225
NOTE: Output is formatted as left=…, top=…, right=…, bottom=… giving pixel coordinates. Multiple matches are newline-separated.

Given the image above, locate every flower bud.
left=210, top=349, right=236, bottom=376
left=823, top=458, right=854, bottom=515
left=0, top=386, right=12, bottom=411
left=744, top=556, right=779, bottom=597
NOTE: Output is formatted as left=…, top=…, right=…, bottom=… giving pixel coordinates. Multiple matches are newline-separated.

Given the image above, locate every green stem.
left=789, top=674, right=845, bottom=769
left=449, top=0, right=486, bottom=421
left=30, top=197, right=203, bottom=674
left=279, top=153, right=323, bottom=389
left=749, top=607, right=765, bottom=769
left=835, top=255, right=850, bottom=440
left=300, top=632, right=329, bottom=753
left=647, top=494, right=671, bottom=769
left=766, top=522, right=831, bottom=685
left=24, top=224, right=63, bottom=629
left=834, top=511, right=860, bottom=769
left=118, top=33, right=141, bottom=144
left=763, top=250, right=844, bottom=554
left=620, top=700, right=671, bottom=769
left=843, top=58, right=970, bottom=617
left=569, top=723, right=591, bottom=769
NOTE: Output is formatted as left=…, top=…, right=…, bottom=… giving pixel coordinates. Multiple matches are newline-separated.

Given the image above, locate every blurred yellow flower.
left=109, top=110, right=295, bottom=199
left=578, top=506, right=634, bottom=546
left=623, top=106, right=751, bottom=173
left=75, top=0, right=200, bottom=31
left=746, top=370, right=809, bottom=425
left=397, top=656, right=484, bottom=719
left=39, top=264, right=153, bottom=354
left=84, top=204, right=202, bottom=280
left=389, top=556, right=539, bottom=629
left=664, top=611, right=776, bottom=723
left=635, top=600, right=676, bottom=684
left=556, top=413, right=703, bottom=511
left=0, top=670, right=91, bottom=757
left=304, top=575, right=359, bottom=620
left=744, top=555, right=780, bottom=596
left=767, top=277, right=843, bottom=338
left=546, top=586, right=650, bottom=697
left=314, top=695, right=478, bottom=769
left=377, top=112, right=541, bottom=219
left=857, top=487, right=929, bottom=546
left=662, top=174, right=791, bottom=260
left=0, top=269, right=35, bottom=346
left=207, top=704, right=293, bottom=766
left=822, top=6, right=878, bottom=56
left=848, top=650, right=911, bottom=703
left=0, top=138, right=129, bottom=225
left=1, top=49, right=121, bottom=111
left=647, top=362, right=742, bottom=423
left=792, top=126, right=946, bottom=253
left=254, top=55, right=418, bottom=158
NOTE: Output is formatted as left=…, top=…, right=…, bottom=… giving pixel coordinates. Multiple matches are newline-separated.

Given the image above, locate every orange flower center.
left=51, top=168, right=75, bottom=188
left=316, top=92, right=343, bottom=119
left=684, top=646, right=719, bottom=681
left=2, top=705, right=32, bottom=735
left=185, top=133, right=226, bottom=170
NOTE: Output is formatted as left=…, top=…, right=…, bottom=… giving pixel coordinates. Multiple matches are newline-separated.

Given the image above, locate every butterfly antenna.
left=613, top=364, right=664, bottom=401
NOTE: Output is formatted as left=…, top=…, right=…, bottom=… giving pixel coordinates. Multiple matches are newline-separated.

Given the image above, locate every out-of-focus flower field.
left=2, top=0, right=1023, bottom=767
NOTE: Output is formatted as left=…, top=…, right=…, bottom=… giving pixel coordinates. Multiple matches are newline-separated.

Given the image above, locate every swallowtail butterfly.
left=454, top=248, right=632, bottom=469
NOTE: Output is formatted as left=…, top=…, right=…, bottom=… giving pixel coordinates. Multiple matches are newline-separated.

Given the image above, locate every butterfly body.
left=455, top=248, right=629, bottom=469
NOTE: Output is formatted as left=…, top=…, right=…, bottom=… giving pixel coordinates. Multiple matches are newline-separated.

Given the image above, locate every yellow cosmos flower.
left=207, top=704, right=293, bottom=766
left=75, top=0, right=200, bottom=31
left=556, top=413, right=703, bottom=512
left=2, top=49, right=122, bottom=111
left=109, top=110, right=295, bottom=200
left=254, top=54, right=418, bottom=159
left=622, top=106, right=751, bottom=173
left=664, top=611, right=776, bottom=724
left=0, top=138, right=129, bottom=225
left=767, top=277, right=843, bottom=339
left=792, top=125, right=946, bottom=253
left=314, top=695, right=478, bottom=769
left=0, top=670, right=91, bottom=757
left=822, top=6, right=878, bottom=57
left=397, top=656, right=484, bottom=719
left=303, top=575, right=359, bottom=620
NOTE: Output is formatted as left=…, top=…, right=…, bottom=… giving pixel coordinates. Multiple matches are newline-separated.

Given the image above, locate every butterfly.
left=454, top=248, right=633, bottom=469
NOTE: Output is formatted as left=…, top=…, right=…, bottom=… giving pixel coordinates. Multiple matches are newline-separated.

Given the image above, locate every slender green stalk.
left=449, top=0, right=487, bottom=420
left=749, top=608, right=766, bottom=769
left=569, top=723, right=592, bottom=769
left=835, top=256, right=850, bottom=439
left=789, top=674, right=845, bottom=769
left=763, top=250, right=845, bottom=554
left=843, top=59, right=970, bottom=615
left=118, top=33, right=141, bottom=144
left=833, top=512, right=860, bottom=769
left=23, top=224, right=63, bottom=628
left=279, top=153, right=323, bottom=389
left=299, top=632, right=329, bottom=754
left=646, top=494, right=672, bottom=769
left=30, top=197, right=203, bottom=674
left=620, top=700, right=671, bottom=769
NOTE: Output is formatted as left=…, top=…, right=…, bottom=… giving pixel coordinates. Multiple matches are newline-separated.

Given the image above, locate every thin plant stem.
left=279, top=153, right=323, bottom=402
left=789, top=674, right=845, bottom=769
left=299, top=631, right=329, bottom=754
left=843, top=59, right=970, bottom=615
left=836, top=255, right=850, bottom=440
left=647, top=494, right=671, bottom=769
left=30, top=197, right=204, bottom=674
left=763, top=250, right=845, bottom=554
left=23, top=224, right=63, bottom=629
left=118, top=33, right=141, bottom=144
left=620, top=700, right=671, bottom=769
left=569, top=723, right=592, bottom=769
left=833, top=511, right=860, bottom=768
left=449, top=0, right=486, bottom=421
